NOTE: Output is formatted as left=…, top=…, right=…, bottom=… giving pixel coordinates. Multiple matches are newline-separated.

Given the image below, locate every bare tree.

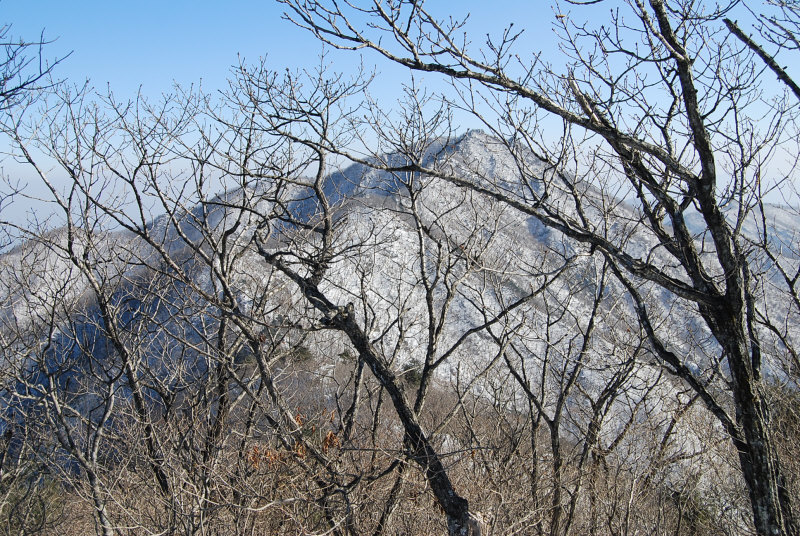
left=233, top=64, right=507, bottom=535
left=278, top=1, right=800, bottom=534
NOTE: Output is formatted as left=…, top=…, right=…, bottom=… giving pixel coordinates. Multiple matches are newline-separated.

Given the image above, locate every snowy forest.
left=1, top=1, right=800, bottom=535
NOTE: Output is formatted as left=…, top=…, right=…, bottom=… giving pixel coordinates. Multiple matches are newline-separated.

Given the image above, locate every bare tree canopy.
left=0, top=2, right=799, bottom=536
left=277, top=1, right=800, bottom=535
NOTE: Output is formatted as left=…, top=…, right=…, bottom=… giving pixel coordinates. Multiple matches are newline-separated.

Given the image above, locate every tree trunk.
left=259, top=256, right=484, bottom=535
left=710, top=304, right=797, bottom=536
left=336, top=313, right=482, bottom=536
left=728, top=351, right=796, bottom=536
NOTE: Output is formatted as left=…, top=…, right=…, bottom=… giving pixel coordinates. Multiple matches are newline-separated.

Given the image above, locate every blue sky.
left=4, top=1, right=340, bottom=96
left=2, top=1, right=555, bottom=100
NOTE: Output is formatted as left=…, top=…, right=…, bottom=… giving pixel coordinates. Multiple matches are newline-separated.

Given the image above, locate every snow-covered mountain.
left=0, top=130, right=796, bottom=462
left=4, top=129, right=799, bottom=383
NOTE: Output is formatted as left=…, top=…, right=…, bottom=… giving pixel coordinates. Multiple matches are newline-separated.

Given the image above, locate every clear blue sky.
left=2, top=1, right=556, bottom=100
left=4, top=1, right=340, bottom=96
